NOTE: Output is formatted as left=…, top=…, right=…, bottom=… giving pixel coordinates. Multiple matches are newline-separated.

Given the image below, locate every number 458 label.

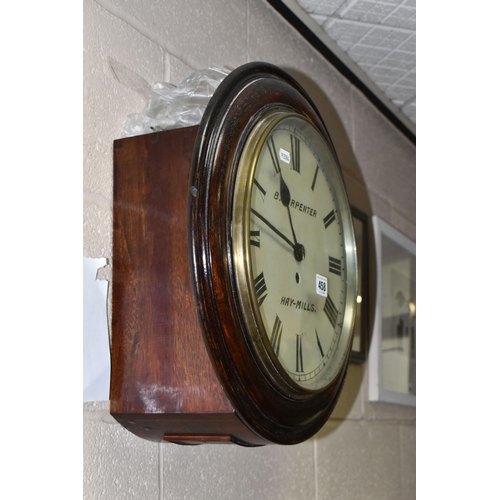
left=316, top=274, right=328, bottom=297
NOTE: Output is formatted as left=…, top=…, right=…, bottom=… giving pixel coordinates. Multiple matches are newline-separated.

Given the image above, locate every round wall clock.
left=110, top=62, right=357, bottom=446
left=189, top=62, right=358, bottom=444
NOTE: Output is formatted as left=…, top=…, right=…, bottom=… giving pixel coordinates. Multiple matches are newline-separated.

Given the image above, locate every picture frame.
left=369, top=216, right=416, bottom=406
left=349, top=207, right=369, bottom=363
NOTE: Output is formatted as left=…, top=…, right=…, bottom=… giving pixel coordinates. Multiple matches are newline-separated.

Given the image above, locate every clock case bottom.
left=110, top=125, right=267, bottom=446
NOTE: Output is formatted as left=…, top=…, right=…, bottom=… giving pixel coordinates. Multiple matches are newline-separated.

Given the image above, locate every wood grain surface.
left=110, top=126, right=265, bottom=445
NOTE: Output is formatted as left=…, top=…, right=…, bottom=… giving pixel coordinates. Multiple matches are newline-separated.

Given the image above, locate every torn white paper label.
left=83, top=257, right=110, bottom=402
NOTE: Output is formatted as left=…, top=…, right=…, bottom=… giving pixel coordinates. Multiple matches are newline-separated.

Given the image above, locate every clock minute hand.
left=279, top=173, right=298, bottom=245
left=278, top=171, right=306, bottom=262
left=250, top=208, right=295, bottom=250
left=266, top=136, right=304, bottom=261
left=268, top=136, right=299, bottom=246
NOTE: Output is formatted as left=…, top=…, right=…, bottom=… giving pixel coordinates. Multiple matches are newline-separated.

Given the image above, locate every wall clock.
left=110, top=62, right=358, bottom=446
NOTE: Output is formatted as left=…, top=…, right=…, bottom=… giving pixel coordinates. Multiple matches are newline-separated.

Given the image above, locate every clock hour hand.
left=250, top=208, right=295, bottom=250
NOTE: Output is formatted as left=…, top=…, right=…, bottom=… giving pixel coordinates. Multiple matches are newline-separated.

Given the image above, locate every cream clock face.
left=233, top=113, right=357, bottom=392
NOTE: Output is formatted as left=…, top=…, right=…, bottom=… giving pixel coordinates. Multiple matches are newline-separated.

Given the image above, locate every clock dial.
left=233, top=113, right=357, bottom=392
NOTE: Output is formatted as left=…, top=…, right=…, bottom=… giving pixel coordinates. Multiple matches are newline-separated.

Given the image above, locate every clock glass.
left=232, top=112, right=357, bottom=391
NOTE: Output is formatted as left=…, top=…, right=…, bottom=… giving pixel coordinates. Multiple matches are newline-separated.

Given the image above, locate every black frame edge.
left=266, top=0, right=416, bottom=145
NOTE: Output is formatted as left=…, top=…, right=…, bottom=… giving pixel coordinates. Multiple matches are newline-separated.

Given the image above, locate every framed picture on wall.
left=369, top=216, right=416, bottom=406
left=349, top=207, right=369, bottom=363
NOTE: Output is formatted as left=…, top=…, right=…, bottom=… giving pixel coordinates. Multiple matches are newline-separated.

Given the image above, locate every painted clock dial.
left=232, top=112, right=355, bottom=392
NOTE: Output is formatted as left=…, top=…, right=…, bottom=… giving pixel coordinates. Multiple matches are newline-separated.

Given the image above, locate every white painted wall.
left=83, top=0, right=416, bottom=498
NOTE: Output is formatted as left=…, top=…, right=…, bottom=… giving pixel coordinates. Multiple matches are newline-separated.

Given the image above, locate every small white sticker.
left=316, top=274, right=328, bottom=297
left=279, top=148, right=290, bottom=164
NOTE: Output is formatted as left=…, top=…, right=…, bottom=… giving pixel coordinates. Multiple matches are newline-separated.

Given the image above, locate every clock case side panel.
left=189, top=62, right=353, bottom=445
left=110, top=126, right=266, bottom=446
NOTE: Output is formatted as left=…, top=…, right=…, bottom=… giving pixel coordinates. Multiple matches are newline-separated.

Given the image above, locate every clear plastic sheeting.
left=108, top=58, right=230, bottom=137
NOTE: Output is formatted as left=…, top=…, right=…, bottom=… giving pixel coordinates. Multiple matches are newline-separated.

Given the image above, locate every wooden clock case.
left=110, top=62, right=352, bottom=446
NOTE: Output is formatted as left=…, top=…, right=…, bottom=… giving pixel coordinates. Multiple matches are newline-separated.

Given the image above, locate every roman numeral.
left=323, top=209, right=336, bottom=229
left=253, top=178, right=266, bottom=199
left=290, top=135, right=300, bottom=173
left=270, top=315, right=283, bottom=356
left=250, top=230, right=260, bottom=248
left=296, top=335, right=304, bottom=373
left=311, top=165, right=319, bottom=191
left=267, top=136, right=281, bottom=175
left=324, top=295, right=339, bottom=329
left=254, top=271, right=268, bottom=306
left=315, top=329, right=325, bottom=358
left=329, top=256, right=342, bottom=276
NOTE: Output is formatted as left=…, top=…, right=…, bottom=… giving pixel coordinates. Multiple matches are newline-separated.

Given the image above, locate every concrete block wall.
left=83, top=0, right=416, bottom=498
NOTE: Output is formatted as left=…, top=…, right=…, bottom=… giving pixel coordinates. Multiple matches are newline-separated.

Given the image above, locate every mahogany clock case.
left=110, top=62, right=357, bottom=446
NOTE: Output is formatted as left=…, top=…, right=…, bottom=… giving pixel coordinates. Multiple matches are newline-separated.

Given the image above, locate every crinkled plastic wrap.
left=109, top=58, right=230, bottom=137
